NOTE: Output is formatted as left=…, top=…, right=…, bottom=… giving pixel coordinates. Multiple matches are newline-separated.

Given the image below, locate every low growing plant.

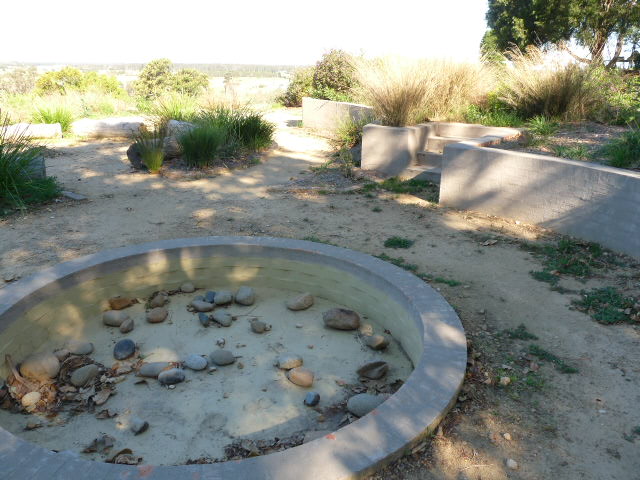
left=133, top=129, right=164, bottom=173
left=572, top=287, right=637, bottom=324
left=178, top=123, right=226, bottom=167
left=0, top=112, right=60, bottom=212
left=600, top=128, right=640, bottom=169
left=31, top=106, right=74, bottom=133
left=384, top=236, right=414, bottom=249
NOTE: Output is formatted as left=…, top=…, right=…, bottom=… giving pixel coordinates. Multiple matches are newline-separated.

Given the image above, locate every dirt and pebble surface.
left=1, top=109, right=639, bottom=478
left=493, top=122, right=636, bottom=170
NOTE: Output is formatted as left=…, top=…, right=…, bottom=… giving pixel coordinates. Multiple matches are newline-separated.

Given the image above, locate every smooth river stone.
left=21, top=391, right=41, bottom=411
left=146, top=307, right=168, bottom=323
left=364, top=334, right=389, bottom=351
left=149, top=293, right=168, bottom=308
left=119, top=317, right=135, bottom=333
left=286, top=367, right=314, bottom=387
left=180, top=282, right=195, bottom=293
left=347, top=393, right=388, bottom=417
left=103, top=310, right=129, bottom=327
left=286, top=293, right=314, bottom=311
left=70, top=364, right=99, bottom=387
left=356, top=361, right=389, bottom=380
left=322, top=308, right=360, bottom=330
left=235, top=286, right=255, bottom=306
left=191, top=300, right=214, bottom=312
left=276, top=353, right=303, bottom=370
left=304, top=391, right=320, bottom=406
left=198, top=312, right=210, bottom=327
left=158, top=368, right=186, bottom=385
left=130, top=417, right=149, bottom=435
left=214, top=291, right=233, bottom=305
left=204, top=291, right=216, bottom=303
left=64, top=339, right=94, bottom=355
left=108, top=296, right=134, bottom=310
left=138, top=362, right=170, bottom=378
left=184, top=354, right=208, bottom=371
left=113, top=339, right=136, bottom=360
left=20, top=352, right=60, bottom=380
left=209, top=349, right=236, bottom=366
left=250, top=319, right=270, bottom=333
left=212, top=311, right=232, bottom=327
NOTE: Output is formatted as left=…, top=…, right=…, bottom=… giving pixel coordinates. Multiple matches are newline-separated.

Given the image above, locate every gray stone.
left=149, top=293, right=168, bottom=308
left=286, top=367, right=314, bottom=387
left=180, top=282, right=196, bottom=293
left=198, top=312, right=210, bottom=327
left=191, top=300, right=214, bottom=312
left=235, top=286, right=255, bottom=306
left=364, top=334, right=389, bottom=351
left=119, top=317, right=135, bottom=333
left=70, top=364, right=99, bottom=387
left=19, top=352, right=60, bottom=380
left=113, top=339, right=136, bottom=360
left=347, top=393, right=387, bottom=417
left=184, top=354, right=208, bottom=371
left=146, top=307, right=168, bottom=323
left=212, top=311, right=233, bottom=327
left=130, top=417, right=149, bottom=435
left=323, top=308, right=360, bottom=330
left=103, top=310, right=129, bottom=327
left=214, top=291, right=233, bottom=305
left=61, top=190, right=87, bottom=201
left=193, top=295, right=205, bottom=302
left=204, top=291, right=216, bottom=303
left=250, top=318, right=271, bottom=333
left=138, top=362, right=170, bottom=378
left=209, top=349, right=236, bottom=366
left=64, top=340, right=94, bottom=356
left=304, top=391, right=320, bottom=406
left=158, top=368, right=186, bottom=385
left=286, top=293, right=314, bottom=311
left=126, top=142, right=144, bottom=169
left=357, top=361, right=388, bottom=380
left=53, top=349, right=70, bottom=361
left=276, top=353, right=303, bottom=370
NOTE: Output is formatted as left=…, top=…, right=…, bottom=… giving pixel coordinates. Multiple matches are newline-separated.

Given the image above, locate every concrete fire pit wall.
left=0, top=237, right=466, bottom=480
left=440, top=142, right=640, bottom=259
left=302, top=97, right=374, bottom=135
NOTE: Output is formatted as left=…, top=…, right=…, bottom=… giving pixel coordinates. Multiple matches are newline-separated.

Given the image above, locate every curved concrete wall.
left=302, top=98, right=374, bottom=135
left=440, top=142, right=640, bottom=259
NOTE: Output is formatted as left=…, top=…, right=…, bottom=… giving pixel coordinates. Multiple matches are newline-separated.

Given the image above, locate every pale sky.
left=2, top=0, right=489, bottom=65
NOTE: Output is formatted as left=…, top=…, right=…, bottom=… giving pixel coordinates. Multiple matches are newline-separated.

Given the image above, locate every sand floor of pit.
left=0, top=286, right=413, bottom=465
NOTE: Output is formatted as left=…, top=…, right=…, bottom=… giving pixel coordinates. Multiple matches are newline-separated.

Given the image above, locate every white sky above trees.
left=1, top=0, right=489, bottom=64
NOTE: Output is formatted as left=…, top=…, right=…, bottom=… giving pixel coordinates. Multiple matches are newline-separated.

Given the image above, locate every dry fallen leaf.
left=108, top=448, right=142, bottom=465
left=92, top=387, right=114, bottom=406
left=95, top=409, right=117, bottom=420
left=83, top=434, right=115, bottom=454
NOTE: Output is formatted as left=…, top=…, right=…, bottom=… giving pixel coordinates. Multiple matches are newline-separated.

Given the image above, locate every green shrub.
left=178, top=123, right=226, bottom=167
left=0, top=112, right=60, bottom=211
left=31, top=106, right=74, bottom=133
left=597, top=72, right=640, bottom=125
left=134, top=129, right=164, bottom=173
left=526, top=115, right=560, bottom=137
left=198, top=105, right=274, bottom=152
left=499, top=46, right=605, bottom=121
left=331, top=114, right=373, bottom=150
left=134, top=59, right=209, bottom=99
left=464, top=93, right=524, bottom=127
left=278, top=67, right=314, bottom=107
left=312, top=50, right=357, bottom=99
left=172, top=69, right=209, bottom=96
left=36, top=67, right=125, bottom=96
left=600, top=128, right=640, bottom=168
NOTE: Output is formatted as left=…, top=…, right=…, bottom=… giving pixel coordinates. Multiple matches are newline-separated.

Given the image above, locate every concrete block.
left=302, top=97, right=374, bottom=135
left=361, top=124, right=420, bottom=176
left=440, top=143, right=640, bottom=259
left=71, top=116, right=146, bottom=138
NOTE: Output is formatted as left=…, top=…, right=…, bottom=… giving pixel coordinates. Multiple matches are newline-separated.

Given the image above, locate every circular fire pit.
left=0, top=236, right=466, bottom=479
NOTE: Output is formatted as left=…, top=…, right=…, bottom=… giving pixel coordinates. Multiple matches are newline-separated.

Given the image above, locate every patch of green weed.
left=572, top=287, right=637, bottom=324
left=384, top=236, right=414, bottom=249
left=529, top=344, right=579, bottom=374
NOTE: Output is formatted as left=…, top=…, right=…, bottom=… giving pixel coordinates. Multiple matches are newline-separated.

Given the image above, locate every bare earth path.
left=1, top=109, right=639, bottom=479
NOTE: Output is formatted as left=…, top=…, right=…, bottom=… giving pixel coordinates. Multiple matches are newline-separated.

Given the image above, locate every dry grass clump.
left=354, top=56, right=492, bottom=127
left=499, top=46, right=605, bottom=121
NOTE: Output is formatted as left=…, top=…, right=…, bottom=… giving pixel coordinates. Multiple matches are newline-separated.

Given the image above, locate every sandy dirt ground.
left=1, top=108, right=639, bottom=479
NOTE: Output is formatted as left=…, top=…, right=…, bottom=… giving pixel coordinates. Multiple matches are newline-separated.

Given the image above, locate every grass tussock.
left=355, top=56, right=492, bottom=126
left=133, top=129, right=165, bottom=173
left=31, top=105, right=74, bottom=133
left=0, top=112, right=60, bottom=212
left=499, top=46, right=605, bottom=121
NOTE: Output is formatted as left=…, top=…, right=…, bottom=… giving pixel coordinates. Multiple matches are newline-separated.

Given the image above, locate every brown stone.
left=286, top=367, right=314, bottom=387
left=146, top=307, right=168, bottom=323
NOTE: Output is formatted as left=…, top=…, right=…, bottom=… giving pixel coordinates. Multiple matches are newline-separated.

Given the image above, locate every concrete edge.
left=0, top=236, right=467, bottom=480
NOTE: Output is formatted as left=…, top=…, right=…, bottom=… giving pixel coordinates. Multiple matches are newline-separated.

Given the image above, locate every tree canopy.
left=134, top=59, right=209, bottom=99
left=483, top=0, right=640, bottom=66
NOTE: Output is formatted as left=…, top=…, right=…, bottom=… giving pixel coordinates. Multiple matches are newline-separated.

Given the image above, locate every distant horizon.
left=2, top=1, right=489, bottom=65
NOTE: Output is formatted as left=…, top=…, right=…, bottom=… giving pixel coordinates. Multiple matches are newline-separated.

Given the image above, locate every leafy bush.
left=134, top=59, right=209, bottom=99
left=278, top=67, right=314, bottom=107
left=31, top=106, right=74, bottom=133
left=36, top=67, right=125, bottom=96
left=312, top=50, right=357, bottom=100
left=499, top=46, right=605, bottom=121
left=178, top=123, right=226, bottom=167
left=595, top=71, right=640, bottom=125
left=600, top=128, right=640, bottom=168
left=0, top=112, right=60, bottom=212
left=464, top=93, right=524, bottom=127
